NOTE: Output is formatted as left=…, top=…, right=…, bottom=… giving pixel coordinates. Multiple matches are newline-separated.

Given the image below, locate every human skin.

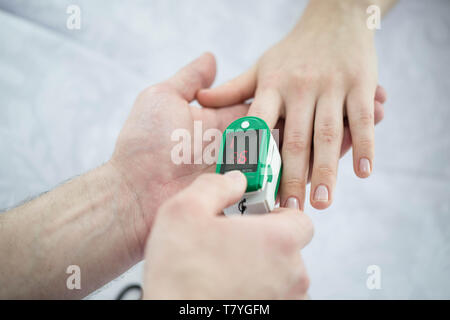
left=143, top=171, right=313, bottom=299
left=197, top=0, right=397, bottom=211
left=0, top=53, right=385, bottom=299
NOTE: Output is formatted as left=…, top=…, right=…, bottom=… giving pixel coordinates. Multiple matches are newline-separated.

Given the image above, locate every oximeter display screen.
left=220, top=130, right=260, bottom=174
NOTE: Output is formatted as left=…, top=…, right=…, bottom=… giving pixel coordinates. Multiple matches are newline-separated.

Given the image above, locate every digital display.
left=220, top=130, right=260, bottom=174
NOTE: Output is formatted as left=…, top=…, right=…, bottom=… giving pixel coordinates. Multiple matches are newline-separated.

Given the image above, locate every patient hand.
left=198, top=1, right=383, bottom=210
left=109, top=53, right=385, bottom=255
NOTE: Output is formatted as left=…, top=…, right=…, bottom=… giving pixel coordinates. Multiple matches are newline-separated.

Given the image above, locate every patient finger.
left=197, top=67, right=257, bottom=107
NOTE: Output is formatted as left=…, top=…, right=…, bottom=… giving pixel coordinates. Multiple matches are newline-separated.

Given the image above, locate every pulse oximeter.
left=216, top=116, right=282, bottom=215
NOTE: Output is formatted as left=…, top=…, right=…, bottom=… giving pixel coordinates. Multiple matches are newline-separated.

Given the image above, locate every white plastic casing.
left=223, top=133, right=281, bottom=216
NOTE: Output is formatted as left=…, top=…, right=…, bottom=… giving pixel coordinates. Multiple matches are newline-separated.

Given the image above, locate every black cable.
left=116, top=284, right=142, bottom=300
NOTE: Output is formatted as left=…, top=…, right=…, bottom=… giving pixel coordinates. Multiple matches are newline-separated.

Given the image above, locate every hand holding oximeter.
left=216, top=116, right=282, bottom=215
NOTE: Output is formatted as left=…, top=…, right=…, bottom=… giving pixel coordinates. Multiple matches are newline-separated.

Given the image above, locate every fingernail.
left=314, top=185, right=328, bottom=202
left=359, top=158, right=371, bottom=175
left=286, top=197, right=299, bottom=210
left=225, top=170, right=246, bottom=185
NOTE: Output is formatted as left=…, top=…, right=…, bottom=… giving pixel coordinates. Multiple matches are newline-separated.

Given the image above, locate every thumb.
left=178, top=172, right=247, bottom=216
left=197, top=66, right=257, bottom=107
left=165, top=52, right=217, bottom=102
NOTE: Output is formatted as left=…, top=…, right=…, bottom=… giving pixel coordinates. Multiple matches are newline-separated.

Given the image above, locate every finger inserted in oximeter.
left=216, top=116, right=282, bottom=215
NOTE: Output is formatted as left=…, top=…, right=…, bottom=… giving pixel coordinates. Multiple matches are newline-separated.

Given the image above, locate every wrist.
left=100, top=161, right=148, bottom=261
left=293, top=0, right=375, bottom=38
left=308, top=0, right=374, bottom=14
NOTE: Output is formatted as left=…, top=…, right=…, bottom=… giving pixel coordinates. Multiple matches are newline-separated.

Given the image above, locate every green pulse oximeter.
left=216, top=116, right=282, bottom=215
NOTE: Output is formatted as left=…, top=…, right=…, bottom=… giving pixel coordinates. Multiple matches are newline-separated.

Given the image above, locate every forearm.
left=0, top=162, right=144, bottom=299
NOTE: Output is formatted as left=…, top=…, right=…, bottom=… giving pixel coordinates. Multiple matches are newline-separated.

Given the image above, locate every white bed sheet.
left=0, top=0, right=449, bottom=299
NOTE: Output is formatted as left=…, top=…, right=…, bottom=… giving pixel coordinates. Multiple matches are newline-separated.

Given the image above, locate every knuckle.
left=321, top=74, right=339, bottom=88
left=321, top=73, right=348, bottom=91
left=287, top=72, right=316, bottom=92
left=286, top=72, right=304, bottom=86
left=315, top=165, right=336, bottom=180
left=355, top=136, right=374, bottom=151
left=345, top=71, right=359, bottom=85
left=283, top=178, right=307, bottom=195
left=283, top=135, right=309, bottom=154
left=345, top=66, right=370, bottom=85
left=315, top=120, right=340, bottom=144
left=357, top=108, right=374, bottom=126
left=259, top=73, right=282, bottom=89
